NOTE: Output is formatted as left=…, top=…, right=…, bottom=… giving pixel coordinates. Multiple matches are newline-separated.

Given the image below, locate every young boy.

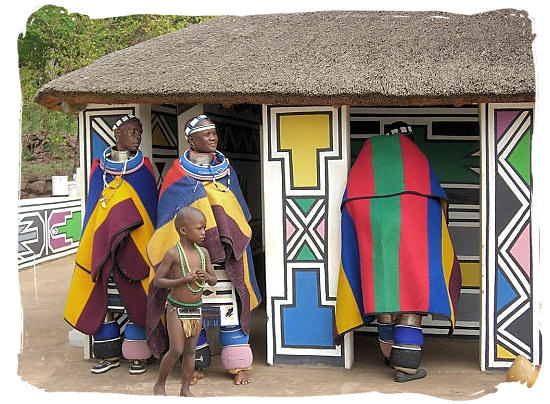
left=152, top=207, right=217, bottom=396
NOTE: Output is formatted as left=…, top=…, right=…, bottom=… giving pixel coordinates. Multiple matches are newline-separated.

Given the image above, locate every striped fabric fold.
left=64, top=157, right=157, bottom=335
left=146, top=157, right=261, bottom=358
left=335, top=134, right=461, bottom=336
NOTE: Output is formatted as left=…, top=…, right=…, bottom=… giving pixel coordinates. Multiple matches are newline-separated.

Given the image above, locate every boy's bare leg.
left=180, top=333, right=200, bottom=396
left=233, top=370, right=250, bottom=385
left=154, top=307, right=184, bottom=395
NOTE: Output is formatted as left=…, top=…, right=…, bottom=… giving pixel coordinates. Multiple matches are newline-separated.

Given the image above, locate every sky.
left=3, top=0, right=549, bottom=403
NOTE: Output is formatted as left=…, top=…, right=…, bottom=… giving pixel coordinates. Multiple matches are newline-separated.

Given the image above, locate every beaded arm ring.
left=176, top=241, right=207, bottom=293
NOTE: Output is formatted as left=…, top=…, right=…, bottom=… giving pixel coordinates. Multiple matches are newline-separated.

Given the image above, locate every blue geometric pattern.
left=92, top=129, right=111, bottom=162
left=281, top=270, right=334, bottom=348
left=496, top=269, right=519, bottom=312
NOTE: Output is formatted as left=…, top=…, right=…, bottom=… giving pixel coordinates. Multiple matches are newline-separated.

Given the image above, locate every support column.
left=262, top=105, right=351, bottom=366
left=480, top=103, right=539, bottom=370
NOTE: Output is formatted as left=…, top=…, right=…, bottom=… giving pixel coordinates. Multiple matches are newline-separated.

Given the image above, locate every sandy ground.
left=15, top=254, right=526, bottom=401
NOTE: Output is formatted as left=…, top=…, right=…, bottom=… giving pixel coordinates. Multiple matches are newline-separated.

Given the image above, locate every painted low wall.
left=18, top=196, right=82, bottom=270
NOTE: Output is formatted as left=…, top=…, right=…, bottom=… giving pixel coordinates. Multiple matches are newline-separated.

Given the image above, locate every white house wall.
left=262, top=105, right=351, bottom=367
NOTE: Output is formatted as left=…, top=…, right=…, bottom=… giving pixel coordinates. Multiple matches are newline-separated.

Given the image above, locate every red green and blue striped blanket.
left=335, top=134, right=462, bottom=336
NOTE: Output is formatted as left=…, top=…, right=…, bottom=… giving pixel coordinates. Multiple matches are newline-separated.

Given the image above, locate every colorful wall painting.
left=18, top=197, right=82, bottom=269
left=480, top=103, right=539, bottom=370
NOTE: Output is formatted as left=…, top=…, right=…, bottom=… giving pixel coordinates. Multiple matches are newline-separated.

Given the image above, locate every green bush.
left=18, top=5, right=211, bottom=168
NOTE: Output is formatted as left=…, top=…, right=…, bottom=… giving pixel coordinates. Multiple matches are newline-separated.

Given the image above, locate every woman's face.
left=188, top=120, right=218, bottom=153
left=115, top=121, right=142, bottom=153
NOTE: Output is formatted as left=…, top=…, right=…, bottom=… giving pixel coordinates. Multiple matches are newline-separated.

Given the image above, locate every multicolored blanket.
left=146, top=154, right=261, bottom=358
left=64, top=155, right=157, bottom=335
left=335, top=134, right=462, bottom=336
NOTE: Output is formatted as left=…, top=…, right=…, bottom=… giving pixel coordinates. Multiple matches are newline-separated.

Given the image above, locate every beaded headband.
left=111, top=114, right=139, bottom=131
left=184, top=114, right=216, bottom=138
left=386, top=125, right=414, bottom=136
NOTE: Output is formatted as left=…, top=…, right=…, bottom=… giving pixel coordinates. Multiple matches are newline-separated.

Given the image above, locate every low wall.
left=18, top=196, right=82, bottom=270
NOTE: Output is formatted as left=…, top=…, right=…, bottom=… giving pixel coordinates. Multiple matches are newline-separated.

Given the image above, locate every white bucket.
left=67, top=181, right=79, bottom=197
left=51, top=175, right=69, bottom=196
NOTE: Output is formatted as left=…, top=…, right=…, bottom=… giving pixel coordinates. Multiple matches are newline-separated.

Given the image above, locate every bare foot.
left=190, top=370, right=205, bottom=385
left=233, top=370, right=250, bottom=385
left=153, top=382, right=166, bottom=396
left=180, top=386, right=194, bottom=397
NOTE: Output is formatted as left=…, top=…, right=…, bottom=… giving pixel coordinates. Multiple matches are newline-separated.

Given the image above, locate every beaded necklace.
left=99, top=148, right=128, bottom=208
left=176, top=241, right=206, bottom=293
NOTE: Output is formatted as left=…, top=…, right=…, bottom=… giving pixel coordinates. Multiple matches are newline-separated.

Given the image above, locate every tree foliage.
left=18, top=5, right=210, bottom=136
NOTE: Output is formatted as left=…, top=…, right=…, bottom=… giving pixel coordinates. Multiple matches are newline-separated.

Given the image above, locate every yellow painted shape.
left=279, top=113, right=331, bottom=188
left=497, top=344, right=517, bottom=359
left=152, top=125, right=170, bottom=146
left=460, top=262, right=481, bottom=287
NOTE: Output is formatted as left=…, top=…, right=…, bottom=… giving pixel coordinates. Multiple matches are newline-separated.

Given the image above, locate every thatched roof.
left=35, top=9, right=535, bottom=111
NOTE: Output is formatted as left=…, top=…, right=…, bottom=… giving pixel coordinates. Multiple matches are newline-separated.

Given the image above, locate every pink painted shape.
left=496, top=110, right=521, bottom=138
left=286, top=218, right=296, bottom=240
left=316, top=219, right=326, bottom=240
left=510, top=223, right=531, bottom=278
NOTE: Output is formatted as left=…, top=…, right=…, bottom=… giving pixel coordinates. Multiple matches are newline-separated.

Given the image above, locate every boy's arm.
left=199, top=247, right=217, bottom=286
left=153, top=247, right=198, bottom=289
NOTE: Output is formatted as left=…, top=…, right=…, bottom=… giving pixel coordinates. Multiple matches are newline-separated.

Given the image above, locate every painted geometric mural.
left=349, top=107, right=481, bottom=335
left=151, top=105, right=179, bottom=191
left=482, top=104, right=538, bottom=369
left=82, top=107, right=136, bottom=196
left=265, top=107, right=346, bottom=365
left=18, top=197, right=82, bottom=269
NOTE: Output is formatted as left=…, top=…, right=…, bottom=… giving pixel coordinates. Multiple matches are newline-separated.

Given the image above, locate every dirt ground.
left=13, top=254, right=541, bottom=401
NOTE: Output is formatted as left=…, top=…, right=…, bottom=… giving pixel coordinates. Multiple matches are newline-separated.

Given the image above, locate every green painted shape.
left=414, top=127, right=480, bottom=184
left=507, top=129, right=531, bottom=186
left=296, top=243, right=316, bottom=261
left=294, top=198, right=316, bottom=214
left=58, top=211, right=82, bottom=242
left=350, top=128, right=480, bottom=184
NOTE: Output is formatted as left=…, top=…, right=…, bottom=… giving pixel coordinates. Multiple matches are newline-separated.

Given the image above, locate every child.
left=152, top=206, right=217, bottom=396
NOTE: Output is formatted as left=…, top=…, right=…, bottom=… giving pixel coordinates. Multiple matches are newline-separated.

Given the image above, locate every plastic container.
left=67, top=181, right=79, bottom=196
left=51, top=175, right=69, bottom=196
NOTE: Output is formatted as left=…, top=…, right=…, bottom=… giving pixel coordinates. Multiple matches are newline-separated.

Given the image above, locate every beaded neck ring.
left=176, top=241, right=206, bottom=293
left=99, top=149, right=128, bottom=208
left=180, top=149, right=231, bottom=192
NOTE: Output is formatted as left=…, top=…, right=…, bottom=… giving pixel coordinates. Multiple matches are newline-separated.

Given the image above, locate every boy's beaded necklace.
left=176, top=241, right=206, bottom=293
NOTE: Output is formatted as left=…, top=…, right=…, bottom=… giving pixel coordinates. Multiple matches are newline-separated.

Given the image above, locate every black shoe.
left=91, top=359, right=120, bottom=374
left=394, top=368, right=427, bottom=382
left=129, top=359, right=146, bottom=375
